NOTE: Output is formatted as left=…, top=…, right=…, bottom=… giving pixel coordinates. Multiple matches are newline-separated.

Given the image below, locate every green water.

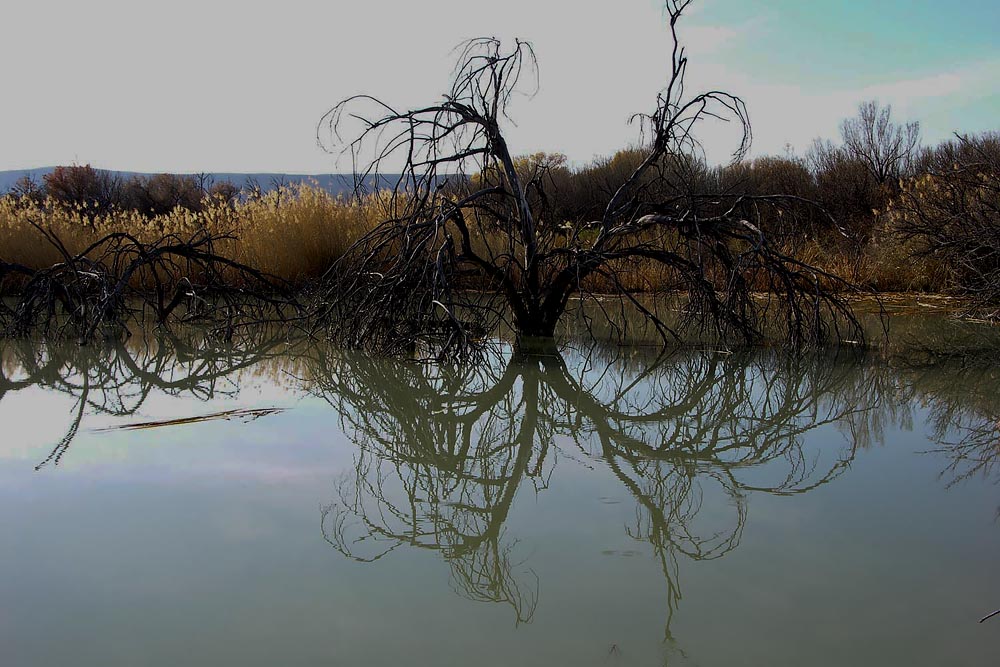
left=1, top=331, right=999, bottom=666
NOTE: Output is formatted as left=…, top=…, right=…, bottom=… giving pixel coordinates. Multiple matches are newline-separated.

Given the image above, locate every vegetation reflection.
left=314, top=344, right=879, bottom=636
left=7, top=332, right=1000, bottom=638
left=0, top=328, right=288, bottom=468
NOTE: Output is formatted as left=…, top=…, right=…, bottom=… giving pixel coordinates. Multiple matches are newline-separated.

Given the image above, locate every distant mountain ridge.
left=0, top=168, right=402, bottom=196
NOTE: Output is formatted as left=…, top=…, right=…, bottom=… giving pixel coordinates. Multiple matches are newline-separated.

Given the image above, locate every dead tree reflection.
left=316, top=349, right=548, bottom=623
left=0, top=329, right=289, bottom=469
left=902, top=351, right=1000, bottom=493
left=315, top=345, right=877, bottom=635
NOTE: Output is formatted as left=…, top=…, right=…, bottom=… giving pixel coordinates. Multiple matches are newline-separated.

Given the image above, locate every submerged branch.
left=0, top=226, right=300, bottom=343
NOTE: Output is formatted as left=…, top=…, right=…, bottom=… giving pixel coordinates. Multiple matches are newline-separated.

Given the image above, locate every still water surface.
left=1, top=330, right=999, bottom=666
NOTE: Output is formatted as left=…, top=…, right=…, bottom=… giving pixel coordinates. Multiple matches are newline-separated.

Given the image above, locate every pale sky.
left=2, top=0, right=997, bottom=173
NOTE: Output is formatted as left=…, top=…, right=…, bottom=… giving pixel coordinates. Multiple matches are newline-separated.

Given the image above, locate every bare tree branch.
left=316, top=1, right=866, bottom=358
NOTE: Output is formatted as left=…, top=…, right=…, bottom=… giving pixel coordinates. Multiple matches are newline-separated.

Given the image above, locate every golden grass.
left=0, top=184, right=952, bottom=296
left=0, top=183, right=379, bottom=284
left=784, top=224, right=949, bottom=294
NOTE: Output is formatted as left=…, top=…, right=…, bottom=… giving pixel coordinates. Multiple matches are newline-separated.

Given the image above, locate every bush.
left=807, top=139, right=885, bottom=246
left=207, top=180, right=240, bottom=206
left=7, top=175, right=44, bottom=205
left=120, top=173, right=204, bottom=215
left=889, top=133, right=1000, bottom=309
left=915, top=131, right=1000, bottom=174
left=43, top=164, right=121, bottom=216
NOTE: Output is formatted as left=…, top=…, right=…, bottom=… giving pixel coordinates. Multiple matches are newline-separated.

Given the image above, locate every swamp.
left=3, top=0, right=1000, bottom=664
left=1, top=302, right=1000, bottom=665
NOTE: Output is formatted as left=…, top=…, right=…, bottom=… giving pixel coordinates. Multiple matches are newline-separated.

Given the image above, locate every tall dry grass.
left=779, top=221, right=949, bottom=294
left=0, top=177, right=956, bottom=296
left=0, top=183, right=379, bottom=284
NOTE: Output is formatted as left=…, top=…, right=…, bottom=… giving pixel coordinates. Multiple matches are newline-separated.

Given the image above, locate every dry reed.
left=0, top=183, right=951, bottom=295
left=0, top=183, right=379, bottom=285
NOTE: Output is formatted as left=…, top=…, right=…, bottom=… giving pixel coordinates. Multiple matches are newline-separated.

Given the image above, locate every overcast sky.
left=2, top=0, right=998, bottom=173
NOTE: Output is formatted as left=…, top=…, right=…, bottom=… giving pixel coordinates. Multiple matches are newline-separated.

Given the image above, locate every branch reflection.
left=902, top=351, right=1000, bottom=494
left=313, top=344, right=884, bottom=636
left=7, top=329, right=1000, bottom=644
left=0, top=328, right=289, bottom=469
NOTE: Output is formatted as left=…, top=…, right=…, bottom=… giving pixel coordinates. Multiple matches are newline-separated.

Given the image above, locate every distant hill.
left=0, top=168, right=404, bottom=196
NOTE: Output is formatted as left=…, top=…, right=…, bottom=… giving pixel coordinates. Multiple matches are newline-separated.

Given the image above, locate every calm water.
left=1, top=328, right=999, bottom=666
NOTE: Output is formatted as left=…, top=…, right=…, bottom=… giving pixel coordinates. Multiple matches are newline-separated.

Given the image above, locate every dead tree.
left=841, top=100, right=920, bottom=186
left=318, top=0, right=865, bottom=356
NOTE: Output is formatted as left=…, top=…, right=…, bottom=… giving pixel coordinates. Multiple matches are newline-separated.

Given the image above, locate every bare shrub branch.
left=316, top=0, right=865, bottom=358
left=0, top=223, right=298, bottom=343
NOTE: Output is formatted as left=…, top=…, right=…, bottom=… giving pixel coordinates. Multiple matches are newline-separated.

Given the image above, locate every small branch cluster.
left=0, top=222, right=297, bottom=343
